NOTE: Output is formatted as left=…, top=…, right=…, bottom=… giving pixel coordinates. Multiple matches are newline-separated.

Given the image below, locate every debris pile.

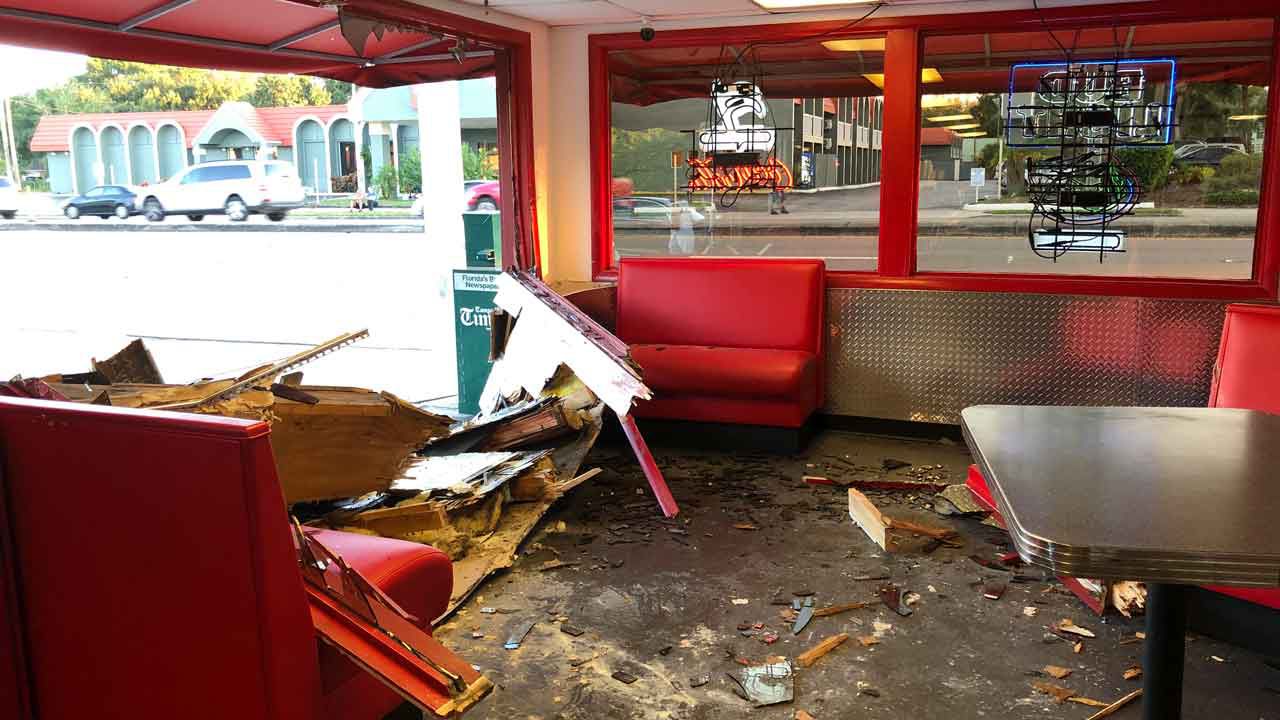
left=6, top=270, right=673, bottom=623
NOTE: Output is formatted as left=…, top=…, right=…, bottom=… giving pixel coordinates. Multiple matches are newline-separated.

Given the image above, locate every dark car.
left=1172, top=144, right=1246, bottom=168
left=63, top=185, right=138, bottom=220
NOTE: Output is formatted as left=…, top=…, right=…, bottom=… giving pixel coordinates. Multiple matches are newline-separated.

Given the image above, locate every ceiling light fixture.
left=1229, top=114, right=1266, bottom=121
left=928, top=113, right=973, bottom=122
left=955, top=131, right=987, bottom=138
left=821, top=38, right=886, bottom=53
left=944, top=123, right=981, bottom=130
left=862, top=68, right=943, bottom=89
left=752, top=0, right=878, bottom=11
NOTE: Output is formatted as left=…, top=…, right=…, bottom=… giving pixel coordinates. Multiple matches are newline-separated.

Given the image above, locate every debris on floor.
left=795, top=633, right=848, bottom=668
left=737, top=658, right=794, bottom=706
left=848, top=488, right=959, bottom=552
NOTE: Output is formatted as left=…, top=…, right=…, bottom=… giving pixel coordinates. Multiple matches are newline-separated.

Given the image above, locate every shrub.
left=1114, top=145, right=1175, bottom=191
left=1205, top=153, right=1263, bottom=195
left=1205, top=189, right=1260, bottom=206
left=374, top=164, right=398, bottom=199
left=23, top=177, right=50, bottom=192
left=1168, top=165, right=1214, bottom=186
left=398, top=149, right=422, bottom=195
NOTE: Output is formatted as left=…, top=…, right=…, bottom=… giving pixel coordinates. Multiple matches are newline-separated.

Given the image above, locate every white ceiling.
left=456, top=0, right=1138, bottom=28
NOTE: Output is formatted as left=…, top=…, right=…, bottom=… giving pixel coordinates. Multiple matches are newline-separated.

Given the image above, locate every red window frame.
left=352, top=0, right=540, bottom=271
left=589, top=0, right=1280, bottom=299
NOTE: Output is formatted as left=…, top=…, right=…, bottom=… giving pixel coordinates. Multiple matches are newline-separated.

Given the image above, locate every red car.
left=464, top=180, right=499, bottom=211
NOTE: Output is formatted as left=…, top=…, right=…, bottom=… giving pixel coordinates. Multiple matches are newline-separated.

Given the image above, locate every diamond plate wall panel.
left=825, top=289, right=1227, bottom=423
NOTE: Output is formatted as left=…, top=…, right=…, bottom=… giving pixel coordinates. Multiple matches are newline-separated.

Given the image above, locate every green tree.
left=248, top=75, right=332, bottom=108
left=324, top=79, right=354, bottom=105
left=77, top=59, right=255, bottom=111
left=461, top=142, right=490, bottom=180
left=398, top=148, right=422, bottom=194
left=610, top=128, right=686, bottom=192
left=10, top=84, right=112, bottom=170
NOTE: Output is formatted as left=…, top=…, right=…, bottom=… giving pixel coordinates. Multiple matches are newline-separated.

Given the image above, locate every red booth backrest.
left=617, top=258, right=826, bottom=352
left=0, top=398, right=320, bottom=720
left=1209, top=304, right=1280, bottom=414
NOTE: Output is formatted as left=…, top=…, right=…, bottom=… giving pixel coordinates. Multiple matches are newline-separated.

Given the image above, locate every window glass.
left=608, top=37, right=887, bottom=271
left=84, top=186, right=104, bottom=197
left=916, top=19, right=1272, bottom=279
left=180, top=167, right=208, bottom=184
left=205, top=164, right=252, bottom=181
left=0, top=178, right=11, bottom=188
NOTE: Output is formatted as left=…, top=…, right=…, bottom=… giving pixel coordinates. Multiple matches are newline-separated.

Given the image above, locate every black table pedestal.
left=1143, top=583, right=1189, bottom=720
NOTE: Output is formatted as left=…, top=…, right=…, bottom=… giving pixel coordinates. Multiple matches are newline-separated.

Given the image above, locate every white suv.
left=138, top=160, right=305, bottom=222
left=0, top=177, right=17, bottom=220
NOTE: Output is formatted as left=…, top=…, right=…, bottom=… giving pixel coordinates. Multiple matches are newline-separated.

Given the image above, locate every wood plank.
left=848, top=489, right=889, bottom=550
left=795, top=633, right=849, bottom=668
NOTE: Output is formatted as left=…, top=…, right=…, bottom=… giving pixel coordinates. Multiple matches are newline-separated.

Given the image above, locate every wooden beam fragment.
left=1084, top=689, right=1143, bottom=720
left=812, top=600, right=877, bottom=618
left=795, top=633, right=849, bottom=668
left=848, top=488, right=958, bottom=551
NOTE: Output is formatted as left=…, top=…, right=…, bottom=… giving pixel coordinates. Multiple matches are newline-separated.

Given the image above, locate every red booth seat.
left=617, top=257, right=826, bottom=428
left=0, top=397, right=452, bottom=720
left=1202, top=303, right=1280, bottom=610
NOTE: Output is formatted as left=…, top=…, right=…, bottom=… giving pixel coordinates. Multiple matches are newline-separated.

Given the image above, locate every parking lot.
left=0, top=226, right=456, bottom=403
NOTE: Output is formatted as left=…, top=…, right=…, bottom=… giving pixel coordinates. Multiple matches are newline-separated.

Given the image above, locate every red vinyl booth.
left=0, top=397, right=451, bottom=720
left=967, top=302, right=1280, bottom=613
left=616, top=257, right=826, bottom=429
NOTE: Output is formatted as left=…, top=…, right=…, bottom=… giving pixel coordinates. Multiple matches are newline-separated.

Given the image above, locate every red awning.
left=0, top=0, right=499, bottom=87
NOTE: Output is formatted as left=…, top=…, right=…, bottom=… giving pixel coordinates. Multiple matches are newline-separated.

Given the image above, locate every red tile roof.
left=29, top=104, right=351, bottom=152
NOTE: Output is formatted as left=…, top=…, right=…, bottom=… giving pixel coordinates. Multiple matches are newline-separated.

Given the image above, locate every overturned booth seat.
left=0, top=397, right=451, bottom=720
left=617, top=257, right=826, bottom=444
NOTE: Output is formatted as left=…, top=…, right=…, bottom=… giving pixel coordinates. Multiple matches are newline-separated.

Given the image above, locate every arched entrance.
left=157, top=124, right=185, bottom=181
left=203, top=128, right=257, bottom=162
left=329, top=119, right=355, bottom=181
left=128, top=126, right=157, bottom=185
left=295, top=119, right=328, bottom=192
left=100, top=126, right=127, bottom=185
left=72, top=127, right=99, bottom=194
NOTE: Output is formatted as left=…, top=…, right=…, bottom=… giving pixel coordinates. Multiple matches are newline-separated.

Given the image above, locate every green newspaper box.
left=463, top=212, right=501, bottom=268
left=452, top=268, right=500, bottom=415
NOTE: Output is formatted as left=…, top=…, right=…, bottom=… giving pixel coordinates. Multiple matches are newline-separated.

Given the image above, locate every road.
left=0, top=230, right=459, bottom=404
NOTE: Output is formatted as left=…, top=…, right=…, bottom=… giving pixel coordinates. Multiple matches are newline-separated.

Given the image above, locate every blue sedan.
left=63, top=185, right=138, bottom=220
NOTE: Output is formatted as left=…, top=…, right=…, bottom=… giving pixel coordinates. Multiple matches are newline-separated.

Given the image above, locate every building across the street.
left=29, top=80, right=496, bottom=195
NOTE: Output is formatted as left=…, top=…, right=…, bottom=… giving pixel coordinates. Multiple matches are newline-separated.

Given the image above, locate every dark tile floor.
left=431, top=430, right=1280, bottom=720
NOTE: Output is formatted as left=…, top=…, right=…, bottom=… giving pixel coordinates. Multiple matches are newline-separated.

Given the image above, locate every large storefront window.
left=916, top=20, right=1273, bottom=279
left=608, top=38, right=886, bottom=271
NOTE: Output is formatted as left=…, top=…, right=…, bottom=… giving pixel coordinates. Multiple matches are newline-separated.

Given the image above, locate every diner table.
left=961, top=405, right=1280, bottom=719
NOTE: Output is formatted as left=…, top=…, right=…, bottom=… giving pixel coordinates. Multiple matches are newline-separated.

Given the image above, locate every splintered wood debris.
left=1054, top=619, right=1097, bottom=638
left=847, top=488, right=959, bottom=552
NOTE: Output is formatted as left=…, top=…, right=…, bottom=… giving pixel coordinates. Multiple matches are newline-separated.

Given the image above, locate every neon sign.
left=697, top=80, right=777, bottom=154
left=686, top=156, right=793, bottom=192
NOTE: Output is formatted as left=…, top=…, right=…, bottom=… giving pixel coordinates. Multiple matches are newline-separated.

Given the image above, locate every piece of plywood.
left=351, top=501, right=449, bottom=536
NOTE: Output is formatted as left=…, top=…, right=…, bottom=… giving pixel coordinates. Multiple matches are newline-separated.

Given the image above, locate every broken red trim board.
left=481, top=270, right=678, bottom=517
left=294, top=526, right=492, bottom=716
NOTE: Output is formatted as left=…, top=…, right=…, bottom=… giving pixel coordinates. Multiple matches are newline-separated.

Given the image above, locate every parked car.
left=62, top=185, right=138, bottom=220
left=0, top=177, right=16, bottom=220
left=1172, top=143, right=1247, bottom=167
left=137, top=160, right=305, bottom=222
left=613, top=196, right=709, bottom=224
left=464, top=180, right=500, bottom=212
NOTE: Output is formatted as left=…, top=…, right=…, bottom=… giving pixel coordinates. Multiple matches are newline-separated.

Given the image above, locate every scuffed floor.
left=429, top=430, right=1280, bottom=719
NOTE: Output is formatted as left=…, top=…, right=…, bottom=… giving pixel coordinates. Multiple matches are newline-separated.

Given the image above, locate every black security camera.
left=640, top=26, right=655, bottom=42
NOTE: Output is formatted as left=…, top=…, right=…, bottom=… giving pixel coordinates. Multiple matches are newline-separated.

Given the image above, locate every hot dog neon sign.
left=686, top=156, right=793, bottom=191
